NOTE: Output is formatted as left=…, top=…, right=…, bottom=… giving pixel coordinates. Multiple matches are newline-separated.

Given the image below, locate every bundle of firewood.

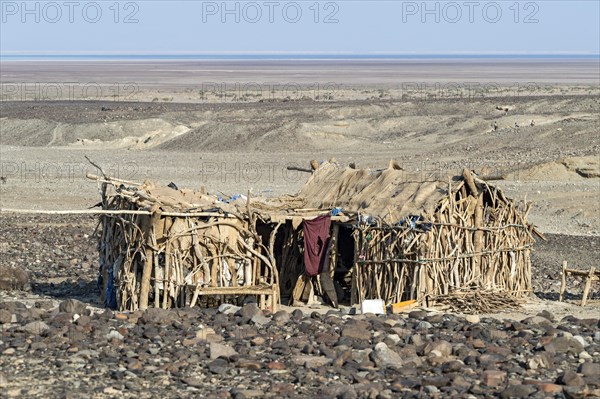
left=432, top=288, right=522, bottom=314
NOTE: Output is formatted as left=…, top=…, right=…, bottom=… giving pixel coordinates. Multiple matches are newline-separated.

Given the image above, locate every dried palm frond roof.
left=296, top=160, right=453, bottom=222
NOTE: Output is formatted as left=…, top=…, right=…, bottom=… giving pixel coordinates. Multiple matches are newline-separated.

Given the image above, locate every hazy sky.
left=1, top=1, right=599, bottom=54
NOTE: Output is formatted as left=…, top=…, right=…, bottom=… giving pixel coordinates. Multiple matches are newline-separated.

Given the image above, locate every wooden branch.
left=0, top=208, right=236, bottom=218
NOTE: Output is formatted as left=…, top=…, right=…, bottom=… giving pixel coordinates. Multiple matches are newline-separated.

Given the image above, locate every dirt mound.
left=0, top=118, right=190, bottom=149
left=508, top=156, right=599, bottom=181
left=562, top=156, right=600, bottom=178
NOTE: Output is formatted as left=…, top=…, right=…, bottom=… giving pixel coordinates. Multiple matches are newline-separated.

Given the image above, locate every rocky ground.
left=1, top=63, right=598, bottom=397
left=1, top=214, right=599, bottom=398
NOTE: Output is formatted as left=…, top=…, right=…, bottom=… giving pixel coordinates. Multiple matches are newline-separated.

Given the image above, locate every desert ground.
left=0, top=60, right=599, bottom=398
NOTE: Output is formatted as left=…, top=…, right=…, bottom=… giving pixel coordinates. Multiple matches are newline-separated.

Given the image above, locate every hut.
left=91, top=159, right=540, bottom=312
left=262, top=160, right=541, bottom=308
left=91, top=174, right=281, bottom=312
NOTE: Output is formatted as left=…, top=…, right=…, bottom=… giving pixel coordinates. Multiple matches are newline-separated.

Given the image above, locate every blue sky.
left=1, top=1, right=599, bottom=55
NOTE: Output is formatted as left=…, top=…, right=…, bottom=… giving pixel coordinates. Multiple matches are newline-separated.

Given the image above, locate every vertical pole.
left=581, top=267, right=595, bottom=306
left=559, top=261, right=567, bottom=302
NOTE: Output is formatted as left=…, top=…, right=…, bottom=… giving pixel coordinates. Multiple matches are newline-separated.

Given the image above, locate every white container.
left=361, top=299, right=386, bottom=315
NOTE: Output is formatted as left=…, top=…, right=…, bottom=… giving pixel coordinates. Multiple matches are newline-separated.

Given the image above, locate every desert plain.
left=0, top=59, right=599, bottom=398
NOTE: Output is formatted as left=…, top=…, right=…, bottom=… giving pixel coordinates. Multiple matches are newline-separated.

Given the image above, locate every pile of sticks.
left=431, top=288, right=522, bottom=314
left=351, top=169, right=537, bottom=306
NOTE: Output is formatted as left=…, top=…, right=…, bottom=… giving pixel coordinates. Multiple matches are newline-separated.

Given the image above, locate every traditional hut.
left=92, top=159, right=540, bottom=312
left=91, top=174, right=281, bottom=312
left=263, top=160, right=541, bottom=308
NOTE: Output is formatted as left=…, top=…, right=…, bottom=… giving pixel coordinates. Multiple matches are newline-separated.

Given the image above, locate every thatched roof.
left=296, top=161, right=451, bottom=223
left=100, top=178, right=244, bottom=215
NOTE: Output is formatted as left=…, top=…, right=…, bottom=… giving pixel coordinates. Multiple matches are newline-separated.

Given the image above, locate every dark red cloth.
left=303, top=215, right=331, bottom=276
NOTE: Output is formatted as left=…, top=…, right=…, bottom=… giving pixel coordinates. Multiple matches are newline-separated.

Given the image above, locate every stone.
left=537, top=310, right=555, bottom=322
left=385, top=334, right=401, bottom=345
left=238, top=359, right=262, bottom=370
left=292, top=355, right=331, bottom=368
left=210, top=343, right=238, bottom=360
left=181, top=376, right=204, bottom=387
left=351, top=349, right=372, bottom=364
left=267, top=361, right=286, bottom=370
left=114, top=313, right=128, bottom=321
left=239, top=303, right=262, bottom=319
left=291, top=309, right=303, bottom=321
left=272, top=310, right=290, bottom=324
left=423, top=340, right=452, bottom=357
left=0, top=309, right=12, bottom=324
left=5, top=389, right=21, bottom=398
left=320, top=384, right=358, bottom=399
left=106, top=330, right=124, bottom=340
left=372, top=342, right=403, bottom=368
left=218, top=303, right=241, bottom=315
left=0, top=372, right=7, bottom=388
left=232, top=389, right=264, bottom=398
left=251, top=314, right=271, bottom=327
left=408, top=310, right=427, bottom=319
left=572, top=335, right=587, bottom=348
left=342, top=321, right=372, bottom=341
left=527, top=353, right=553, bottom=370
left=442, top=360, right=464, bottom=373
left=523, top=380, right=563, bottom=394
left=208, top=359, right=229, bottom=374
left=578, top=362, right=600, bottom=377
left=410, top=334, right=424, bottom=346
left=500, top=384, right=537, bottom=398
left=270, top=383, right=295, bottom=396
left=563, top=386, right=589, bottom=399
left=523, top=316, right=553, bottom=326
left=481, top=370, right=506, bottom=387
left=557, top=371, right=585, bottom=386
left=546, top=336, right=584, bottom=355
left=416, top=321, right=433, bottom=330
left=140, top=308, right=173, bottom=325
left=579, top=351, right=592, bottom=360
left=59, top=299, right=87, bottom=314
left=21, top=321, right=49, bottom=334
left=465, top=315, right=480, bottom=323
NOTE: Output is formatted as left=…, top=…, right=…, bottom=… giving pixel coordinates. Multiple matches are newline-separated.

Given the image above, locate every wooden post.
left=139, top=244, right=154, bottom=310
left=139, top=210, right=160, bottom=310
left=581, top=266, right=596, bottom=306
left=559, top=261, right=567, bottom=302
left=474, top=194, right=485, bottom=286
left=329, top=223, right=339, bottom=278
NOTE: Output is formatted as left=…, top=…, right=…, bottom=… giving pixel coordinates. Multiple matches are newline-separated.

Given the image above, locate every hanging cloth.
left=303, top=214, right=331, bottom=277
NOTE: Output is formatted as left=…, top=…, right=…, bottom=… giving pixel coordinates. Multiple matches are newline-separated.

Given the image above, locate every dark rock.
left=320, top=384, right=358, bottom=399
left=408, top=310, right=427, bottom=319
left=291, top=309, right=303, bottom=321
left=238, top=303, right=262, bottom=319
left=58, top=299, right=87, bottom=314
left=557, top=370, right=585, bottom=386
left=0, top=309, right=12, bottom=324
left=546, top=336, right=584, bottom=355
left=372, top=342, right=402, bottom=368
left=272, top=310, right=290, bottom=324
left=341, top=322, right=371, bottom=341
left=537, top=310, right=555, bottom=322
left=481, top=370, right=506, bottom=387
left=578, top=362, right=600, bottom=377
left=208, top=358, right=229, bottom=374
left=209, top=342, right=238, bottom=360
left=500, top=384, right=537, bottom=398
